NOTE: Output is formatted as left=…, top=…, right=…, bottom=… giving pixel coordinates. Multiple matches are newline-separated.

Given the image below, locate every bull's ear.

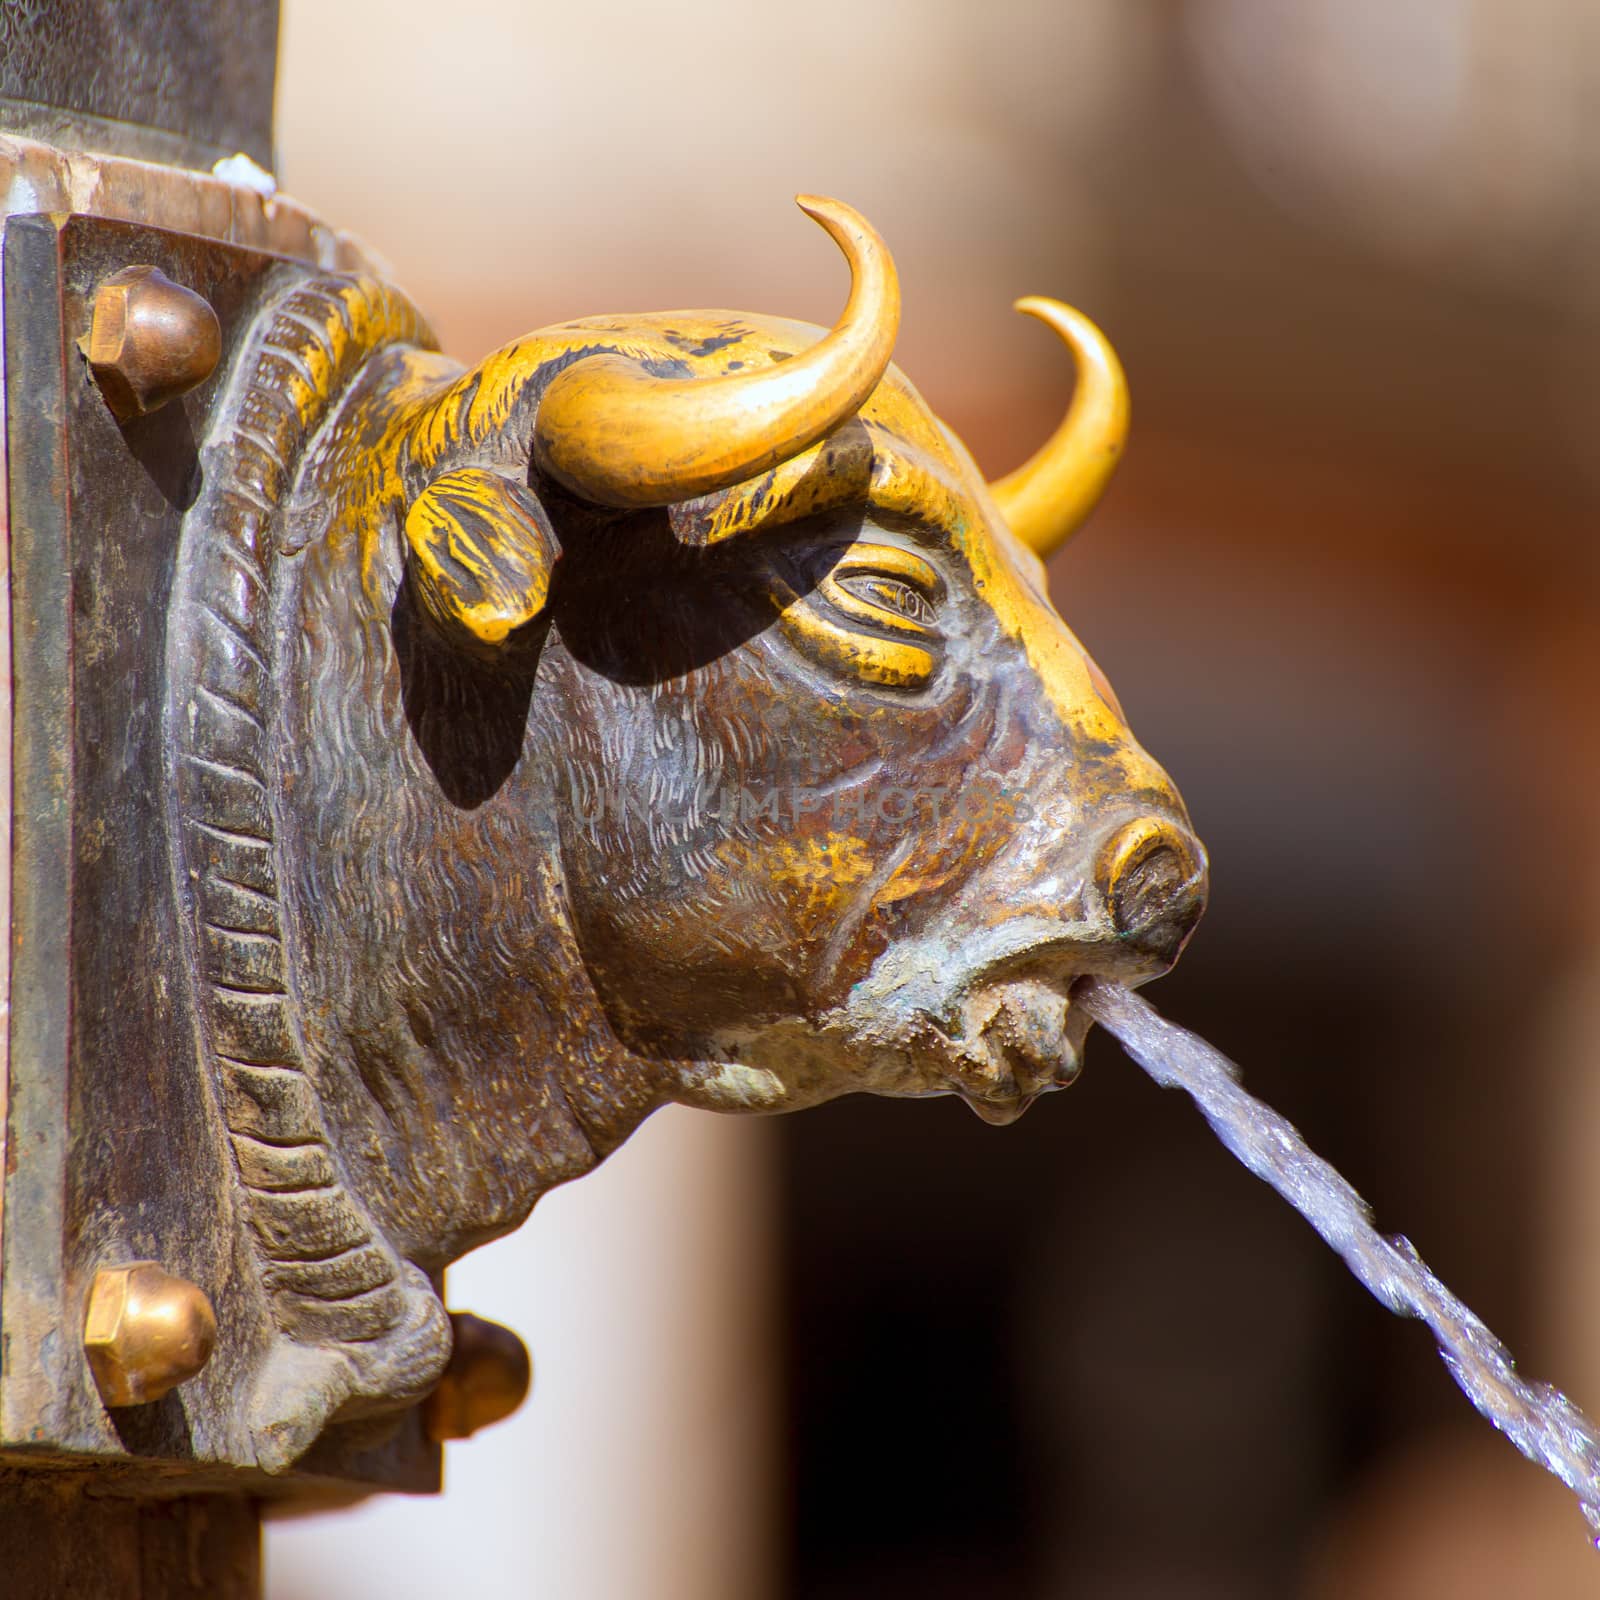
left=403, top=468, right=558, bottom=647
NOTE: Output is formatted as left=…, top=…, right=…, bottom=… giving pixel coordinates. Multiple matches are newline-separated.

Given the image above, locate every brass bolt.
left=85, top=265, right=221, bottom=422
left=83, top=1262, right=218, bottom=1408
left=423, top=1312, right=532, bottom=1441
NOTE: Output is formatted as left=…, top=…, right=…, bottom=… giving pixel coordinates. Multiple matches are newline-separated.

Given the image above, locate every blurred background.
left=264, top=1, right=1600, bottom=1595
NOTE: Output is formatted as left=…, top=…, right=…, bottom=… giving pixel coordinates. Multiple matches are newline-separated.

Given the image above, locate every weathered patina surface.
left=0, top=9, right=1217, bottom=1596
left=148, top=194, right=1207, bottom=1469
left=0, top=1469, right=261, bottom=1598
left=1, top=209, right=440, bottom=1500
left=0, top=0, right=278, bottom=170
left=0, top=54, right=1207, bottom=1600
left=1, top=160, right=1205, bottom=1530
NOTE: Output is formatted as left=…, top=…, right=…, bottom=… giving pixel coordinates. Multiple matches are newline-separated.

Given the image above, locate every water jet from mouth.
left=1077, top=976, right=1600, bottom=1546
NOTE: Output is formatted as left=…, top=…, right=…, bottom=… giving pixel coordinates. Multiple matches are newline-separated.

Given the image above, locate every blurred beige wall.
left=273, top=0, right=1146, bottom=459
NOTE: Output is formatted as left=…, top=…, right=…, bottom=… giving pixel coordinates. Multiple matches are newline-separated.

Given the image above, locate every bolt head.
left=83, top=1262, right=217, bottom=1408
left=423, top=1312, right=532, bottom=1441
left=86, top=265, right=221, bottom=422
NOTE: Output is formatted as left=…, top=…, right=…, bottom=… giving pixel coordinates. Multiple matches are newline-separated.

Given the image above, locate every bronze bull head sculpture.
left=166, top=196, right=1205, bottom=1468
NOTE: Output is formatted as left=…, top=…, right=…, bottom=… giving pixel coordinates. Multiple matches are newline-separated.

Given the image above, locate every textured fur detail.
left=167, top=271, right=450, bottom=1471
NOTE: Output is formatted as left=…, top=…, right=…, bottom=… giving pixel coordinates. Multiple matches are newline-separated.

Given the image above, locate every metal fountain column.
left=0, top=8, right=525, bottom=1594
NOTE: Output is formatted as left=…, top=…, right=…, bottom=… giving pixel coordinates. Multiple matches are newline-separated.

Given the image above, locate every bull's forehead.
left=886, top=404, right=1131, bottom=750
left=402, top=309, right=1129, bottom=748
left=548, top=312, right=1127, bottom=747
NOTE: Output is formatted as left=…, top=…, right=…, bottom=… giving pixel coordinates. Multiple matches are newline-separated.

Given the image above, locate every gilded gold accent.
left=82, top=1262, right=217, bottom=1408
left=989, top=297, right=1130, bottom=559
left=532, top=196, right=899, bottom=508
left=772, top=542, right=940, bottom=691
left=404, top=468, right=558, bottom=646
left=1097, top=818, right=1205, bottom=947
left=818, top=542, right=944, bottom=637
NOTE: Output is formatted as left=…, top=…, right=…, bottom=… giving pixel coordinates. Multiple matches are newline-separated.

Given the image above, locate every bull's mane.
left=166, top=269, right=450, bottom=1469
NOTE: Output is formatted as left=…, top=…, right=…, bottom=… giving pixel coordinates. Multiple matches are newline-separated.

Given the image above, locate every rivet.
left=423, top=1312, right=532, bottom=1441
left=85, top=265, right=221, bottom=422
left=83, top=1261, right=218, bottom=1408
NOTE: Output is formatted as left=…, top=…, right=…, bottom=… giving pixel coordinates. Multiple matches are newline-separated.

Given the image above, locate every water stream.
left=1077, top=976, right=1600, bottom=1543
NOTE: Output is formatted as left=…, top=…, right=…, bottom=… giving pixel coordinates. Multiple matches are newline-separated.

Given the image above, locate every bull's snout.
left=1096, top=817, right=1207, bottom=969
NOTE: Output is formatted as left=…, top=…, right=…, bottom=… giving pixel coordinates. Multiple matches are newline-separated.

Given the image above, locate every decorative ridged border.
left=168, top=272, right=438, bottom=1387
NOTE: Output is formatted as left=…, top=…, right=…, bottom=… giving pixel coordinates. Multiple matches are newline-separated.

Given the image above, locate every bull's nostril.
left=1112, top=844, right=1185, bottom=927
left=1097, top=818, right=1205, bottom=954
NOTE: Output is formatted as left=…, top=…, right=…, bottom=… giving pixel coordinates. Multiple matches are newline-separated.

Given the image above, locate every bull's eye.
left=772, top=540, right=944, bottom=691
left=833, top=573, right=936, bottom=629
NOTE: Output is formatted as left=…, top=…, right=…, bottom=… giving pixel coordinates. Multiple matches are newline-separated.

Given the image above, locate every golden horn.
left=533, top=195, right=900, bottom=509
left=990, top=298, right=1129, bottom=559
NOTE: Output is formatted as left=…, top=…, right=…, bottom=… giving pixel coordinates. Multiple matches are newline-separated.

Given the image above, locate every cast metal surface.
left=142, top=191, right=1205, bottom=1473
left=1, top=209, right=437, bottom=1499
left=0, top=0, right=278, bottom=170
left=424, top=1313, right=533, bottom=1442
left=83, top=1262, right=218, bottom=1409
left=0, top=1472, right=261, bottom=1599
left=0, top=12, right=1208, bottom=1594
left=0, top=7, right=395, bottom=1594
left=86, top=264, right=222, bottom=422
left=2, top=195, right=1206, bottom=1493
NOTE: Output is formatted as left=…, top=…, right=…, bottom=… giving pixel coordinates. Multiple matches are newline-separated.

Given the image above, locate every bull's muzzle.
left=1095, top=816, right=1208, bottom=971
